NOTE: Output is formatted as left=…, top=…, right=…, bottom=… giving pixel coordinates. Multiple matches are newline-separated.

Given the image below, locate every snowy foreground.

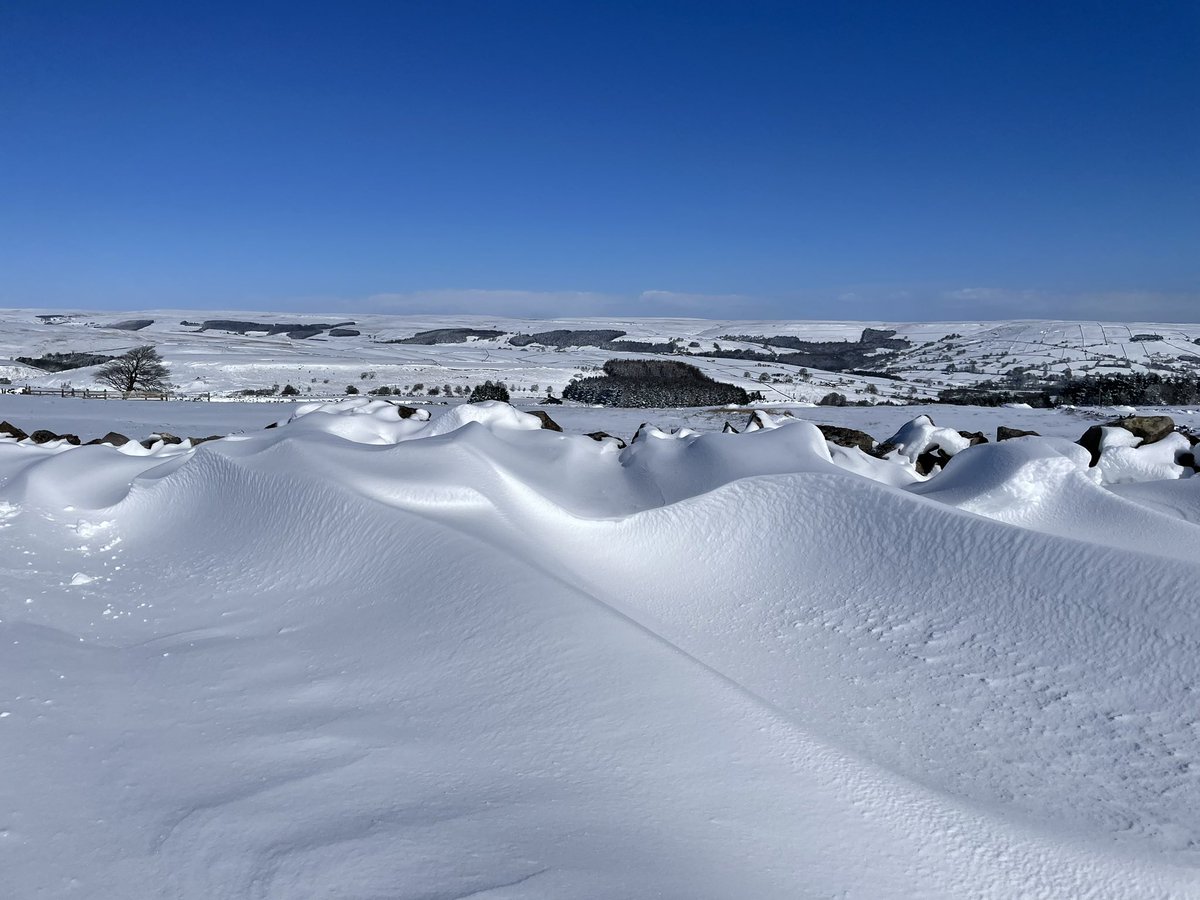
left=3, top=399, right=1200, bottom=898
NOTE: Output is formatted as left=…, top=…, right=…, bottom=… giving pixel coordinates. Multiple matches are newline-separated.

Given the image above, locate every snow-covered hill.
left=3, top=309, right=1199, bottom=404
left=2, top=398, right=1200, bottom=897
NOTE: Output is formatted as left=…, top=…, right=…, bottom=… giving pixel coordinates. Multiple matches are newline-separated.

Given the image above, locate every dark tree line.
left=937, top=372, right=1200, bottom=408
left=700, top=328, right=912, bottom=372
left=1056, top=372, right=1200, bottom=406
left=509, top=329, right=628, bottom=347
left=718, top=328, right=908, bottom=353
left=193, top=320, right=356, bottom=339
left=16, top=351, right=114, bottom=372
left=469, top=380, right=511, bottom=402
left=563, top=359, right=754, bottom=408
left=389, top=329, right=505, bottom=345
left=936, top=385, right=1055, bottom=407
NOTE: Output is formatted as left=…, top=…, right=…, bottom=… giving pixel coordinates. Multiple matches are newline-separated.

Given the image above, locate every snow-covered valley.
left=2, top=394, right=1200, bottom=898
left=6, top=310, right=1200, bottom=405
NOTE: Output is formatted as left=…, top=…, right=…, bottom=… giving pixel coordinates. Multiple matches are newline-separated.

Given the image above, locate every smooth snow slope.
left=2, top=401, right=1200, bottom=898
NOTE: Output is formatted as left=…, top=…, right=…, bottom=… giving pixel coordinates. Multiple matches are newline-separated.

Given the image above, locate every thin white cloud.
left=637, top=291, right=761, bottom=317
left=301, top=285, right=1200, bottom=323
left=938, top=287, right=1200, bottom=322
left=337, top=288, right=773, bottom=319
left=358, top=289, right=626, bottom=318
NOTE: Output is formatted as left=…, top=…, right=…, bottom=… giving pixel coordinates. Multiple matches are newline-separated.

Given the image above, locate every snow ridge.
left=2, top=399, right=1199, bottom=898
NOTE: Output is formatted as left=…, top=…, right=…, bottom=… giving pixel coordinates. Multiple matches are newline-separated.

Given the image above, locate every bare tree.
left=95, top=346, right=171, bottom=393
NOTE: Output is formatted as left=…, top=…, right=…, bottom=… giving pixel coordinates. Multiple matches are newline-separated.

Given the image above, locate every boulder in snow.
left=914, top=448, right=952, bottom=477
left=30, top=429, right=80, bottom=445
left=0, top=421, right=28, bottom=441
left=585, top=431, right=627, bottom=449
left=878, top=416, right=971, bottom=468
left=1078, top=415, right=1175, bottom=466
left=85, top=432, right=130, bottom=447
left=997, top=426, right=1039, bottom=441
left=529, top=410, right=563, bottom=432
left=744, top=410, right=793, bottom=432
left=142, top=432, right=184, bottom=448
left=815, top=424, right=876, bottom=453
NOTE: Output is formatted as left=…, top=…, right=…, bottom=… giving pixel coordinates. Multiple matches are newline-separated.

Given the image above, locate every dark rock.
left=539, top=396, right=563, bottom=405
left=585, top=431, right=627, bottom=449
left=744, top=410, right=782, bottom=432
left=1115, top=415, right=1176, bottom=444
left=722, top=421, right=739, bottom=434
left=95, top=431, right=130, bottom=446
left=631, top=423, right=651, bottom=443
left=140, top=433, right=183, bottom=448
left=915, top=448, right=952, bottom=476
left=393, top=404, right=421, bottom=419
left=328, top=328, right=360, bottom=337
left=815, top=424, right=876, bottom=453
left=189, top=435, right=223, bottom=445
left=529, top=410, right=562, bottom=432
left=29, top=429, right=80, bottom=445
left=1078, top=415, right=1175, bottom=465
left=997, top=426, right=1039, bottom=441
left=958, top=430, right=988, bottom=446
left=1177, top=450, right=1198, bottom=471
left=264, top=422, right=279, bottom=429
left=1076, top=426, right=1105, bottom=466
left=0, top=420, right=28, bottom=441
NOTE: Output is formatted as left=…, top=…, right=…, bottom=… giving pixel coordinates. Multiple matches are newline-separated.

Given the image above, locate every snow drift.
left=2, top=400, right=1200, bottom=898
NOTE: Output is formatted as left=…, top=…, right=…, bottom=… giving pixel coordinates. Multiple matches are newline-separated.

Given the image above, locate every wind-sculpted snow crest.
left=2, top=399, right=1200, bottom=899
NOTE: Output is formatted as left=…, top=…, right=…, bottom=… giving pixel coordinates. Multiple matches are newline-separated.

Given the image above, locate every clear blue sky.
left=2, top=1, right=1196, bottom=320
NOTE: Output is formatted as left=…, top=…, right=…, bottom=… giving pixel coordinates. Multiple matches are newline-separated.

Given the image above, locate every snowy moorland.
left=2, top=395, right=1200, bottom=898
left=5, top=309, right=1200, bottom=403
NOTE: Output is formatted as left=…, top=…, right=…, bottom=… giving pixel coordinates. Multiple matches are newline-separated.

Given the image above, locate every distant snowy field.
left=3, top=395, right=1200, bottom=898
left=4, top=308, right=1200, bottom=404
